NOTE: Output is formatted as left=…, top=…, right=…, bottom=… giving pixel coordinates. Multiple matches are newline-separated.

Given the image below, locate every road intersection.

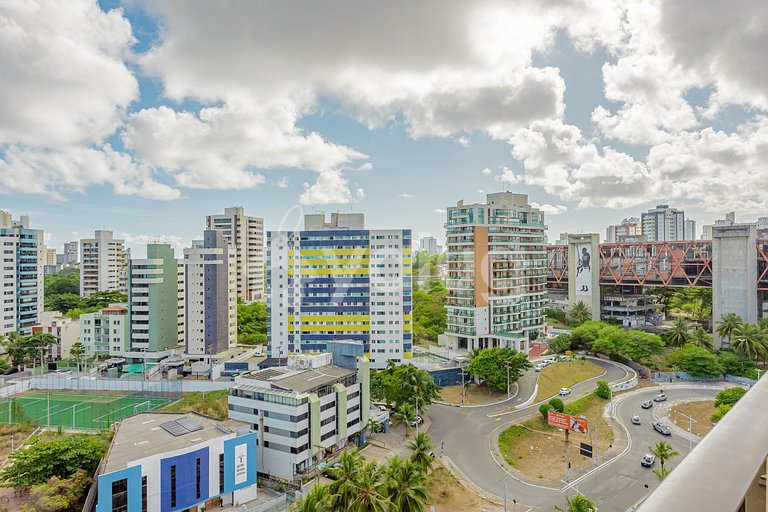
left=426, top=358, right=723, bottom=511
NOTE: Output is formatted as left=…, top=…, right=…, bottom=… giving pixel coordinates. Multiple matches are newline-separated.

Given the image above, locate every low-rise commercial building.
left=80, top=305, right=130, bottom=358
left=228, top=353, right=370, bottom=480
left=96, top=412, right=257, bottom=512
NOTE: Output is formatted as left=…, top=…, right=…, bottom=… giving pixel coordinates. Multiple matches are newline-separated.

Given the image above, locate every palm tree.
left=347, top=461, right=389, bottom=512
left=731, top=323, right=768, bottom=359
left=569, top=301, right=591, bottom=326
left=666, top=318, right=690, bottom=347
left=327, top=450, right=364, bottom=509
left=367, top=418, right=381, bottom=439
left=385, top=456, right=429, bottom=512
left=716, top=313, right=743, bottom=346
left=70, top=340, right=85, bottom=372
left=653, top=466, right=672, bottom=481
left=689, top=327, right=714, bottom=351
left=649, top=441, right=680, bottom=473
left=393, top=403, right=417, bottom=437
left=554, top=493, right=597, bottom=511
left=407, top=432, right=435, bottom=472
left=291, top=485, right=332, bottom=512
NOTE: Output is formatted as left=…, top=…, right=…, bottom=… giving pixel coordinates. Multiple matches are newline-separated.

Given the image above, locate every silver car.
left=641, top=453, right=656, bottom=467
left=631, top=415, right=641, bottom=425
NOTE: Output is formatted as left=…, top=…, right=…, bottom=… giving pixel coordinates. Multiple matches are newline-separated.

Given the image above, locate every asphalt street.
left=426, top=359, right=721, bottom=511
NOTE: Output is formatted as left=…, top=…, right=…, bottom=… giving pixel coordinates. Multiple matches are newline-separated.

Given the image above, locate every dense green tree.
left=714, top=387, right=747, bottom=408
left=716, top=313, right=743, bottom=346
left=548, top=398, right=565, bottom=413
left=665, top=318, right=690, bottom=347
left=548, top=334, right=572, bottom=354
left=371, top=364, right=441, bottom=409
left=594, top=379, right=611, bottom=400
left=237, top=302, right=267, bottom=345
left=569, top=301, right=591, bottom=326
left=667, top=344, right=724, bottom=378
left=24, top=469, right=92, bottom=512
left=44, top=272, right=79, bottom=297
left=540, top=402, right=554, bottom=419
left=45, top=294, right=83, bottom=314
left=393, top=403, right=417, bottom=437
left=689, top=327, right=714, bottom=350
left=731, top=323, right=768, bottom=359
left=715, top=349, right=756, bottom=377
left=554, top=494, right=597, bottom=512
left=407, top=432, right=435, bottom=472
left=570, top=321, right=606, bottom=351
left=465, top=347, right=532, bottom=392
left=347, top=461, right=389, bottom=512
left=385, top=456, right=429, bottom=512
left=412, top=279, right=446, bottom=343
left=0, top=435, right=107, bottom=488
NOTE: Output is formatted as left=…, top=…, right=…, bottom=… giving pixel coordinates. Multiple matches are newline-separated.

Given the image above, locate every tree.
left=666, top=318, right=690, bottom=347
left=237, top=302, right=267, bottom=345
left=44, top=272, right=79, bottom=296
left=45, top=294, right=83, bottom=315
left=716, top=313, right=743, bottom=346
left=714, top=387, right=747, bottom=408
left=548, top=334, right=572, bottom=354
left=649, top=441, right=679, bottom=474
left=327, top=450, right=364, bottom=510
left=465, top=347, right=531, bottom=392
left=412, top=279, right=447, bottom=343
left=0, top=435, right=107, bottom=488
left=594, top=379, right=611, bottom=400
left=407, top=432, right=435, bottom=472
left=653, top=466, right=672, bottom=481
left=554, top=493, right=597, bottom=512
left=347, top=461, right=389, bottom=512
left=715, top=348, right=755, bottom=377
left=2, top=332, right=30, bottom=369
left=667, top=344, right=724, bottom=378
left=372, top=364, right=441, bottom=409
left=367, top=418, right=381, bottom=438
left=569, top=301, right=591, bottom=326
left=540, top=402, right=554, bottom=419
left=689, top=327, right=714, bottom=351
left=548, top=398, right=564, bottom=413
left=292, top=485, right=332, bottom=512
left=385, top=456, right=429, bottom=512
left=393, top=403, right=417, bottom=437
left=731, top=323, right=768, bottom=359
left=25, top=469, right=91, bottom=512
left=69, top=342, right=85, bottom=372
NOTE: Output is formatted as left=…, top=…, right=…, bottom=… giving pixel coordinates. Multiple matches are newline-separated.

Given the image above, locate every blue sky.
left=1, top=0, right=767, bottom=257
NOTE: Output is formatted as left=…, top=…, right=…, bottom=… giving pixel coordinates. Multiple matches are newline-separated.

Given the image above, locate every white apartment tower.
left=439, top=192, right=546, bottom=353
left=641, top=205, right=685, bottom=242
left=0, top=211, right=44, bottom=336
left=184, top=230, right=237, bottom=356
left=206, top=207, right=264, bottom=302
left=80, top=230, right=129, bottom=297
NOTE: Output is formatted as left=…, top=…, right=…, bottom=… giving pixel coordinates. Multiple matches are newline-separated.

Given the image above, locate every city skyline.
left=2, top=1, right=767, bottom=258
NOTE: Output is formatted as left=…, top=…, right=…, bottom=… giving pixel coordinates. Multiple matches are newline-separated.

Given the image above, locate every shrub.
left=547, top=398, right=564, bottom=413
left=594, top=379, right=611, bottom=400
left=539, top=403, right=553, bottom=419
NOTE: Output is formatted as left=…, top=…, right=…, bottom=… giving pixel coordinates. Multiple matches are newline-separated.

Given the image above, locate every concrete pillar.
left=568, top=234, right=601, bottom=321
left=712, top=224, right=758, bottom=348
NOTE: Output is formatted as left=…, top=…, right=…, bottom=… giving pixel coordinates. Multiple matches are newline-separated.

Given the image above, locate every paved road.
left=426, top=359, right=720, bottom=511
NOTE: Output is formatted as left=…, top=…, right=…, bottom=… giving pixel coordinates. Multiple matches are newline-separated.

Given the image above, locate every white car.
left=559, top=387, right=572, bottom=396
left=535, top=363, right=544, bottom=372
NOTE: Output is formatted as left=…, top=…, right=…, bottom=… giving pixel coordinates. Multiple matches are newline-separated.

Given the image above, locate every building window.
left=111, top=478, right=128, bottom=512
left=170, top=465, right=177, bottom=508
left=196, top=458, right=202, bottom=499
left=141, top=476, right=147, bottom=512
left=219, top=453, right=225, bottom=494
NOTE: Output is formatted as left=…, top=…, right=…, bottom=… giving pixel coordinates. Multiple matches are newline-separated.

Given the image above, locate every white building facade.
left=33, top=311, right=79, bottom=360
left=80, top=305, right=130, bottom=357
left=80, top=230, right=129, bottom=297
left=0, top=211, right=44, bottom=336
left=641, top=205, right=685, bottom=242
left=206, top=207, right=265, bottom=302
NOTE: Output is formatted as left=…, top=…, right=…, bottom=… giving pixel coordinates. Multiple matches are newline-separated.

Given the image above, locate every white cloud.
left=356, top=188, right=366, bottom=200
left=299, top=170, right=351, bottom=205
left=494, top=166, right=522, bottom=185
left=481, top=167, right=493, bottom=175
left=458, top=136, right=471, bottom=147
left=119, top=233, right=189, bottom=258
left=275, top=177, right=289, bottom=189
left=531, top=202, right=568, bottom=216
left=398, top=193, right=417, bottom=199
left=434, top=209, right=446, bottom=214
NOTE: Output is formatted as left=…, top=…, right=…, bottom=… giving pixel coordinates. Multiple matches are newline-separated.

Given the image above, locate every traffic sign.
left=580, top=442, right=593, bottom=458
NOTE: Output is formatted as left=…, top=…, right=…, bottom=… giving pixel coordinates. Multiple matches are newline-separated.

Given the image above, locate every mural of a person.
left=576, top=247, right=591, bottom=293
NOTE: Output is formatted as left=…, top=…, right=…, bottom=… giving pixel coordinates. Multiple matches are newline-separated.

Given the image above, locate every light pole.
left=673, top=409, right=697, bottom=453
left=505, top=363, right=511, bottom=400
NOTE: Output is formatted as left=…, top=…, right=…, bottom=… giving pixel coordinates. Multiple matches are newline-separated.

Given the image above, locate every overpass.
left=546, top=225, right=768, bottom=343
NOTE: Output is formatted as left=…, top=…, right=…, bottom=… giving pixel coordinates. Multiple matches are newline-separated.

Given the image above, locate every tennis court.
left=0, top=391, right=177, bottom=431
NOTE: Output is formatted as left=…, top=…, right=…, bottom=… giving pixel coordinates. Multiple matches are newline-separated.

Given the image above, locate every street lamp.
left=503, top=362, right=513, bottom=400
left=673, top=409, right=697, bottom=453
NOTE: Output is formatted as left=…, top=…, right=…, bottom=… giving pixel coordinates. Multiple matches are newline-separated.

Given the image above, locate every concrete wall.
left=567, top=234, right=601, bottom=320
left=712, top=224, right=758, bottom=348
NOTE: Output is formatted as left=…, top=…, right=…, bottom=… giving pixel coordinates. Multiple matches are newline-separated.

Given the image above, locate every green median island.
left=0, top=391, right=177, bottom=431
left=534, top=359, right=604, bottom=402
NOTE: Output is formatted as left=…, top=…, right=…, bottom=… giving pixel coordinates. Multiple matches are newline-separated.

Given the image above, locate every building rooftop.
left=103, top=412, right=248, bottom=474
left=237, top=364, right=356, bottom=395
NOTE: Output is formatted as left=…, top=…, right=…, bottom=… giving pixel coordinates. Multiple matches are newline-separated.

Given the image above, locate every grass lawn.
left=669, top=400, right=716, bottom=437
left=426, top=463, right=502, bottom=511
left=498, top=394, right=613, bottom=484
left=440, top=383, right=506, bottom=405
left=534, top=360, right=604, bottom=402
left=546, top=316, right=570, bottom=329
left=160, top=390, right=229, bottom=419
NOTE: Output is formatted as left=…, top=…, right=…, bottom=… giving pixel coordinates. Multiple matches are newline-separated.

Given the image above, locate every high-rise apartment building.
left=128, top=244, right=182, bottom=355
left=641, top=204, right=685, bottom=242
left=684, top=219, right=697, bottom=240
left=184, top=230, right=237, bottom=356
left=605, top=217, right=641, bottom=243
left=439, top=192, right=546, bottom=353
left=63, top=241, right=78, bottom=264
left=702, top=212, right=736, bottom=240
left=80, top=230, right=129, bottom=297
left=206, top=207, right=264, bottom=302
left=267, top=213, right=412, bottom=368
left=419, top=236, right=438, bottom=255
left=0, top=211, right=44, bottom=336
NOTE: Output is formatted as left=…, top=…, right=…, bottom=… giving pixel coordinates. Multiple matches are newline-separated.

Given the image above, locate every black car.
left=641, top=400, right=653, bottom=409
left=653, top=421, right=671, bottom=435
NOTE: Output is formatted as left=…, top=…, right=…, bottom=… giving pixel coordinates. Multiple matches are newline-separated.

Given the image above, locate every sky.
left=1, top=0, right=767, bottom=257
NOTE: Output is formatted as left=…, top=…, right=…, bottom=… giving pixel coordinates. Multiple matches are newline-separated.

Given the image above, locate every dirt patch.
left=498, top=395, right=614, bottom=485
left=426, top=464, right=503, bottom=512
left=440, top=383, right=507, bottom=405
left=669, top=400, right=717, bottom=437
left=535, top=360, right=604, bottom=402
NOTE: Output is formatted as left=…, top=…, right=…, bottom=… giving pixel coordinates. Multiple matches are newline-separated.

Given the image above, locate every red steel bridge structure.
left=546, top=239, right=768, bottom=291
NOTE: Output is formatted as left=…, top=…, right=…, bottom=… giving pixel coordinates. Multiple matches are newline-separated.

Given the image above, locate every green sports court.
left=0, top=391, right=177, bottom=431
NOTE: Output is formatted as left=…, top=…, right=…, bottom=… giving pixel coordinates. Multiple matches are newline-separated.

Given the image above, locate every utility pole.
left=674, top=410, right=697, bottom=453
left=594, top=415, right=599, bottom=466
left=504, top=478, right=508, bottom=512
left=565, top=428, right=571, bottom=483
left=506, top=363, right=511, bottom=400
left=460, top=364, right=466, bottom=405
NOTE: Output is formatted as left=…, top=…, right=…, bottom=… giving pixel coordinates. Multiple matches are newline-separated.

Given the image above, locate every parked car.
left=653, top=421, right=672, bottom=435
left=641, top=453, right=656, bottom=467
left=535, top=364, right=544, bottom=372
left=559, top=387, right=572, bottom=396
left=641, top=400, right=653, bottom=409
left=321, top=463, right=343, bottom=479
left=631, top=415, right=641, bottom=425
left=409, top=416, right=423, bottom=427
left=653, top=394, right=667, bottom=402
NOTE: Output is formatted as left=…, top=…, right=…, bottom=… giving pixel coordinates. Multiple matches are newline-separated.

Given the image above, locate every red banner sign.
left=547, top=410, right=589, bottom=434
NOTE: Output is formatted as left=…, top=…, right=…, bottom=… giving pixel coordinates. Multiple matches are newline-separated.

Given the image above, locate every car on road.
left=559, top=387, right=572, bottom=396
left=641, top=400, right=653, bottom=409
left=641, top=453, right=656, bottom=467
left=535, top=364, right=544, bottom=372
left=409, top=416, right=423, bottom=427
left=653, top=421, right=672, bottom=435
left=653, top=393, right=667, bottom=402
left=631, top=415, right=641, bottom=425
